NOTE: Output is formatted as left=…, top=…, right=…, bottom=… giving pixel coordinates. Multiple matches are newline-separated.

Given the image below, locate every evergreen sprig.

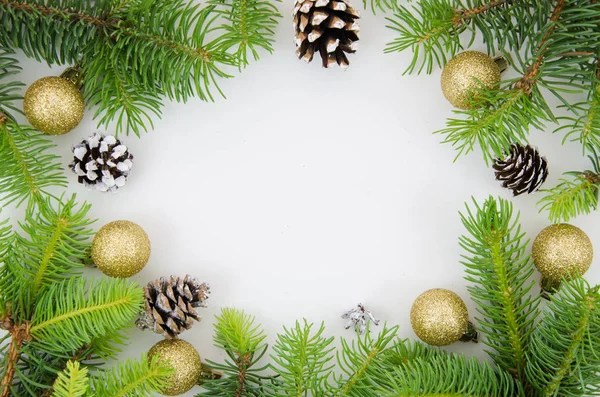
left=29, top=277, right=143, bottom=353
left=0, top=49, right=22, bottom=121
left=538, top=146, right=600, bottom=222
left=0, top=195, right=94, bottom=322
left=208, top=0, right=282, bottom=67
left=0, top=0, right=282, bottom=135
left=525, top=278, right=600, bottom=397
left=90, top=354, right=173, bottom=397
left=200, top=308, right=272, bottom=397
left=51, top=361, right=89, bottom=397
left=377, top=354, right=517, bottom=397
left=329, top=325, right=398, bottom=397
left=270, top=320, right=335, bottom=396
left=0, top=121, right=68, bottom=206
left=459, top=197, right=540, bottom=384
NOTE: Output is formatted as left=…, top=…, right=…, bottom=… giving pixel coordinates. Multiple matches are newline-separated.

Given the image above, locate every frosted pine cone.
left=69, top=133, right=133, bottom=193
left=136, top=275, right=210, bottom=338
left=493, top=144, right=548, bottom=196
left=293, top=0, right=360, bottom=68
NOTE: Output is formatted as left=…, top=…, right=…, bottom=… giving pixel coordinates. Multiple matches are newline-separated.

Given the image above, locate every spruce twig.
left=525, top=278, right=600, bottom=397
left=0, top=0, right=281, bottom=135
left=460, top=197, right=540, bottom=389
left=538, top=147, right=600, bottom=222
left=200, top=308, right=272, bottom=397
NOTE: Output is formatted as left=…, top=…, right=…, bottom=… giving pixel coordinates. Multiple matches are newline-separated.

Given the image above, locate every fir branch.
left=538, top=148, right=600, bottom=222
left=459, top=197, right=540, bottom=384
left=208, top=0, right=282, bottom=67
left=50, top=361, right=89, bottom=397
left=91, top=354, right=173, bottom=397
left=328, top=325, right=398, bottom=397
left=376, top=353, right=517, bottom=397
left=29, top=278, right=143, bottom=353
left=270, top=320, right=335, bottom=396
left=0, top=48, right=23, bottom=121
left=555, top=64, right=600, bottom=153
left=0, top=195, right=95, bottom=323
left=0, top=0, right=279, bottom=135
left=384, top=0, right=463, bottom=74
left=525, top=278, right=600, bottom=397
left=384, top=0, right=531, bottom=74
left=84, top=55, right=163, bottom=137
left=435, top=85, right=548, bottom=164
left=0, top=122, right=67, bottom=206
left=17, top=196, right=95, bottom=296
left=200, top=308, right=272, bottom=397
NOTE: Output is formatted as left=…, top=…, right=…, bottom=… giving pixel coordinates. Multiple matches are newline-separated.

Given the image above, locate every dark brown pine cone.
left=293, top=0, right=360, bottom=68
left=493, top=144, right=548, bottom=196
left=136, top=275, right=210, bottom=338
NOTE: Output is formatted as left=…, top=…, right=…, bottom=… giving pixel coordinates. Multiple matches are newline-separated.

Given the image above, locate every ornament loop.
left=60, top=65, right=84, bottom=89
left=458, top=321, right=479, bottom=343
left=492, top=55, right=509, bottom=74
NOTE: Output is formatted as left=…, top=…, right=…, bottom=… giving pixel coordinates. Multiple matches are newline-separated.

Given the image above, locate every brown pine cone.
left=136, top=275, right=210, bottom=338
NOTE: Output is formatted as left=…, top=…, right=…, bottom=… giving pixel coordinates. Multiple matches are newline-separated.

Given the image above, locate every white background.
left=5, top=2, right=600, bottom=396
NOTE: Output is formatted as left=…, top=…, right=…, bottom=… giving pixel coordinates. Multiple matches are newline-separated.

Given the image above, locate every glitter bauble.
left=23, top=76, right=84, bottom=135
left=410, top=288, right=470, bottom=346
left=441, top=51, right=503, bottom=109
left=91, top=220, right=151, bottom=278
left=532, top=223, right=593, bottom=284
left=148, top=339, right=202, bottom=396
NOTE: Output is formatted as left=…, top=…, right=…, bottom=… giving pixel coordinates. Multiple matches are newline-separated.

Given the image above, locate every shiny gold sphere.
left=532, top=223, right=593, bottom=283
left=91, top=220, right=151, bottom=278
left=23, top=76, right=84, bottom=135
left=441, top=51, right=501, bottom=109
left=410, top=288, right=469, bottom=346
left=149, top=339, right=202, bottom=396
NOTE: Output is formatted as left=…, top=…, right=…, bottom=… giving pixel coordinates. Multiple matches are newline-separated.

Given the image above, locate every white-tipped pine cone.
left=69, top=133, right=133, bottom=193
left=293, top=0, right=360, bottom=68
left=493, top=144, right=548, bottom=196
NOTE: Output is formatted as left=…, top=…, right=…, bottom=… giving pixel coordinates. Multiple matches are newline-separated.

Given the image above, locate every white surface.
left=5, top=3, right=600, bottom=396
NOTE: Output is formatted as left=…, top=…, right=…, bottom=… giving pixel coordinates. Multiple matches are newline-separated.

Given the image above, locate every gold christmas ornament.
left=148, top=339, right=202, bottom=396
left=91, top=220, right=151, bottom=278
left=410, top=288, right=477, bottom=347
left=532, top=223, right=593, bottom=294
left=441, top=51, right=507, bottom=109
left=23, top=68, right=85, bottom=135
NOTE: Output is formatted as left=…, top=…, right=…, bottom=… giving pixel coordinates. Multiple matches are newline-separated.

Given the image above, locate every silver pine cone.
left=136, top=275, right=210, bottom=338
left=493, top=144, right=548, bottom=196
left=293, top=0, right=360, bottom=68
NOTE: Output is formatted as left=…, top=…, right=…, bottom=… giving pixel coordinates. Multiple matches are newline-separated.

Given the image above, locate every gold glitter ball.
left=148, top=339, right=202, bottom=396
left=91, top=220, right=151, bottom=278
left=410, top=288, right=469, bottom=346
left=532, top=223, right=593, bottom=283
left=23, top=76, right=85, bottom=135
left=441, top=51, right=501, bottom=109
